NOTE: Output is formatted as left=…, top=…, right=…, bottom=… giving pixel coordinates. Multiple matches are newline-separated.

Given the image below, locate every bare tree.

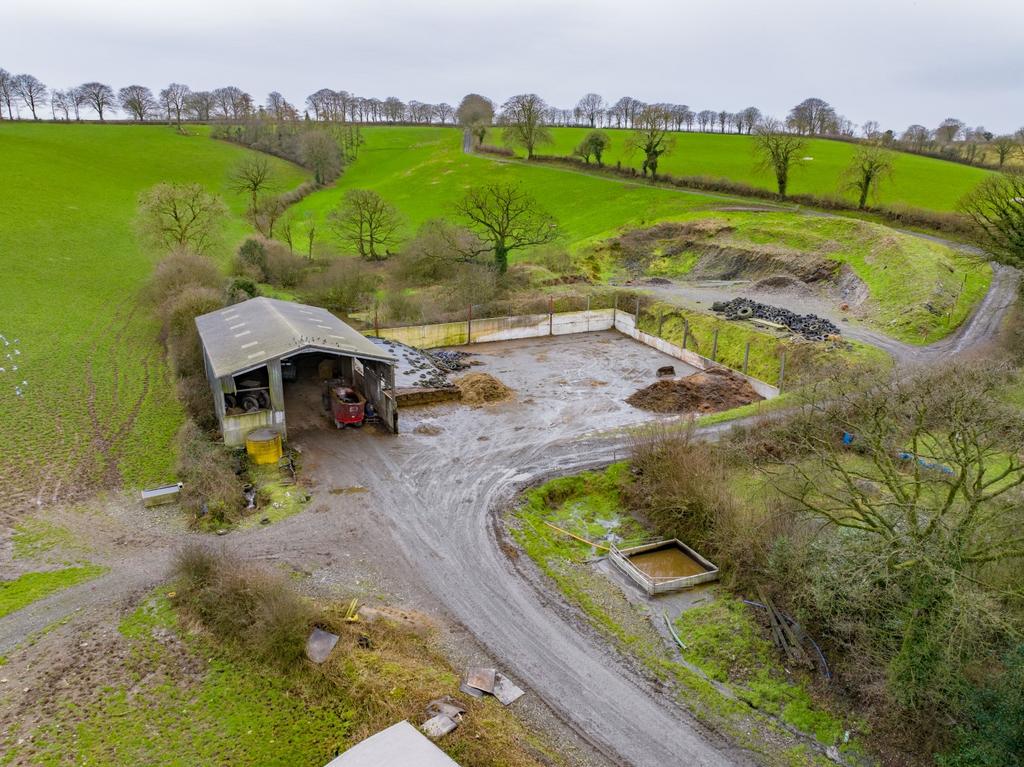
left=0, top=68, right=13, bottom=119
left=752, top=118, right=806, bottom=196
left=69, top=86, right=87, bottom=120
left=229, top=156, right=275, bottom=213
left=252, top=194, right=286, bottom=239
left=991, top=135, right=1017, bottom=168
left=500, top=93, right=552, bottom=159
left=455, top=183, right=558, bottom=273
left=902, top=124, right=931, bottom=151
left=136, top=183, right=228, bottom=254
left=575, top=93, right=605, bottom=128
left=299, top=130, right=342, bottom=185
left=958, top=171, right=1024, bottom=267
left=160, top=83, right=191, bottom=126
left=936, top=117, right=965, bottom=144
left=696, top=109, right=716, bottom=132
left=118, top=85, right=158, bottom=120
left=185, top=91, right=215, bottom=121
left=456, top=93, right=495, bottom=145
left=12, top=74, right=47, bottom=119
left=328, top=189, right=402, bottom=260
left=79, top=82, right=115, bottom=120
left=787, top=97, right=837, bottom=135
left=738, top=106, right=761, bottom=134
left=49, top=89, right=71, bottom=121
left=717, top=110, right=730, bottom=133
left=628, top=106, right=674, bottom=179
left=842, top=144, right=895, bottom=209
left=435, top=102, right=454, bottom=124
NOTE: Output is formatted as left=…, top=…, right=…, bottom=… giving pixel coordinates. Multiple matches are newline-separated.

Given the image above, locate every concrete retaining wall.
left=378, top=308, right=780, bottom=399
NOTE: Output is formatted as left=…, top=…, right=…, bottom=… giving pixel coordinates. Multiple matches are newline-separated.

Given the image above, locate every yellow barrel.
left=245, top=428, right=283, bottom=465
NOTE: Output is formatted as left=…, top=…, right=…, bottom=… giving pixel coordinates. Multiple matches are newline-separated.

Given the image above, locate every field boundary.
left=375, top=307, right=781, bottom=399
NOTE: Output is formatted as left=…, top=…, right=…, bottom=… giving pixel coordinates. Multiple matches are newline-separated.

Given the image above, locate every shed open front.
left=195, top=297, right=398, bottom=446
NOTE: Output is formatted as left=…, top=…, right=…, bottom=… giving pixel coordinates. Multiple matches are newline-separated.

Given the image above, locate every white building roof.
left=323, top=721, right=461, bottom=767
left=195, top=296, right=395, bottom=378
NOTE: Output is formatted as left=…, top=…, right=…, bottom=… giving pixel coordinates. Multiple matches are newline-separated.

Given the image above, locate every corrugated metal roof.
left=195, top=297, right=395, bottom=378
left=323, top=721, right=461, bottom=767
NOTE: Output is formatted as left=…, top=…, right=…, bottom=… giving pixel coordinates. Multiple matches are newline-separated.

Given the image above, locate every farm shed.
left=195, top=297, right=398, bottom=446
left=323, top=721, right=461, bottom=767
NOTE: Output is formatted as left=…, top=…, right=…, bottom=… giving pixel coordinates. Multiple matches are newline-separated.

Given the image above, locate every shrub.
left=149, top=248, right=224, bottom=320
left=165, top=286, right=223, bottom=378
left=175, top=420, right=242, bottom=524
left=236, top=238, right=268, bottom=279
left=177, top=372, right=217, bottom=430
left=227, top=277, right=259, bottom=304
left=263, top=240, right=308, bottom=287
left=625, top=424, right=738, bottom=550
left=301, top=259, right=379, bottom=313
left=173, top=545, right=316, bottom=668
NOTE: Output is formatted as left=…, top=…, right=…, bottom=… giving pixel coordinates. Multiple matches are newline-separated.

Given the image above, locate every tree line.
left=3, top=65, right=1021, bottom=169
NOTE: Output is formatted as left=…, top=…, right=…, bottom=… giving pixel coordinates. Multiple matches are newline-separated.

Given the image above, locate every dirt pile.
left=455, top=373, right=514, bottom=405
left=627, top=368, right=763, bottom=414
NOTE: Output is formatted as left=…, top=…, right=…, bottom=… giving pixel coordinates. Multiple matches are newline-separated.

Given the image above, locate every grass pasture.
left=0, top=123, right=308, bottom=513
left=489, top=127, right=993, bottom=213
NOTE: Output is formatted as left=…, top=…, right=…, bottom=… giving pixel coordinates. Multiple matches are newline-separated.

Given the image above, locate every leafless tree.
left=500, top=93, right=551, bottom=159
left=78, top=82, right=116, bottom=120
left=13, top=74, right=47, bottom=119
left=212, top=86, right=251, bottom=119
left=991, top=135, right=1017, bottom=168
left=306, top=88, right=336, bottom=121
left=383, top=96, right=405, bottom=123
left=627, top=106, right=674, bottom=179
left=958, top=171, right=1024, bottom=266
left=935, top=117, right=965, bottom=144
left=752, top=117, right=806, bottom=196
left=0, top=68, right=13, bottom=119
left=49, top=89, right=71, bottom=120
left=717, top=110, right=730, bottom=133
left=696, top=109, right=715, bottom=132
left=160, top=83, right=191, bottom=125
left=266, top=91, right=294, bottom=120
left=329, top=189, right=402, bottom=260
left=842, top=144, right=895, bottom=209
left=118, top=85, right=158, bottom=121
left=787, top=97, right=837, bottom=135
left=456, top=93, right=495, bottom=145
left=69, top=86, right=87, bottom=120
left=575, top=93, right=605, bottom=128
left=228, top=156, right=275, bottom=213
left=136, top=183, right=228, bottom=254
left=902, top=124, right=930, bottom=151
left=737, top=106, right=761, bottom=134
left=252, top=194, right=287, bottom=238
left=299, top=130, right=342, bottom=185
left=185, top=91, right=215, bottom=121
left=454, top=183, right=558, bottom=273
left=435, top=102, right=454, bottom=124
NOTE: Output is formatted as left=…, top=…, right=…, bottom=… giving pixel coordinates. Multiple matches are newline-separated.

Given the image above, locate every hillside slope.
left=0, top=124, right=309, bottom=515
left=490, top=127, right=992, bottom=212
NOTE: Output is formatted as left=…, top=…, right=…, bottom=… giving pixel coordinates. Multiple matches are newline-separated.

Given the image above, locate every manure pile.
left=627, top=368, right=762, bottom=414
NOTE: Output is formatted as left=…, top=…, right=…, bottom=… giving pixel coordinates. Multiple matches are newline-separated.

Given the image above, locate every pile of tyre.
left=711, top=298, right=841, bottom=341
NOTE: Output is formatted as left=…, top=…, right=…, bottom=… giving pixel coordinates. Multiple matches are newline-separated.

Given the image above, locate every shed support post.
left=711, top=329, right=719, bottom=361
left=682, top=320, right=689, bottom=349
left=743, top=341, right=751, bottom=374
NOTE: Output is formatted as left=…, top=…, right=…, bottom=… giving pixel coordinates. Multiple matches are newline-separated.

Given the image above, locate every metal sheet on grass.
left=421, top=714, right=458, bottom=739
left=306, top=627, right=340, bottom=664
left=493, top=674, right=525, bottom=706
left=465, top=667, right=496, bottom=694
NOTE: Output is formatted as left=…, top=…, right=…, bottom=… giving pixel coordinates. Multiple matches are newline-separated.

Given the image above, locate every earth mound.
left=627, top=368, right=763, bottom=414
left=455, top=373, right=514, bottom=405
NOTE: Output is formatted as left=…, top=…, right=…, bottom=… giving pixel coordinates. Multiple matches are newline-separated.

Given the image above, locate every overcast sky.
left=7, top=0, right=1024, bottom=133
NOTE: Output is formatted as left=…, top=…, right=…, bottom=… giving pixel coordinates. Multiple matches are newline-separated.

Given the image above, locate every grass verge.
left=0, top=564, right=107, bottom=618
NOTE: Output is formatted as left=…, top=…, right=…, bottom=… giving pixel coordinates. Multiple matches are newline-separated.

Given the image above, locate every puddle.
left=628, top=546, right=709, bottom=578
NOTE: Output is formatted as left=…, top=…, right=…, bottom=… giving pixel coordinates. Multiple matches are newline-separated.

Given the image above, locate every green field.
left=291, top=126, right=725, bottom=250
left=0, top=123, right=308, bottom=511
left=488, top=127, right=993, bottom=212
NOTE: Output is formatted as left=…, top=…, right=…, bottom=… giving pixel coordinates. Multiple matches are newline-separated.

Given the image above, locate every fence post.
left=635, top=296, right=640, bottom=322
left=467, top=304, right=473, bottom=344
left=711, top=328, right=719, bottom=361
left=743, top=341, right=750, bottom=374
left=613, top=294, right=618, bottom=326
left=374, top=302, right=379, bottom=337
left=778, top=350, right=786, bottom=391
left=682, top=319, right=689, bottom=349
left=657, top=309, right=665, bottom=338
left=586, top=295, right=591, bottom=332
left=549, top=296, right=554, bottom=336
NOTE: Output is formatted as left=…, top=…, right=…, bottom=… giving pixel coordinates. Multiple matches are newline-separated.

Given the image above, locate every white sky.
left=7, top=0, right=1024, bottom=133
